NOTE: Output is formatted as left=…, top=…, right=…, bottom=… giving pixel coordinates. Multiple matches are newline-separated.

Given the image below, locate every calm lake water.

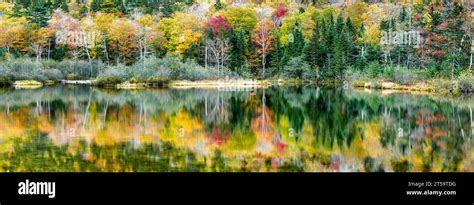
left=0, top=85, right=472, bottom=172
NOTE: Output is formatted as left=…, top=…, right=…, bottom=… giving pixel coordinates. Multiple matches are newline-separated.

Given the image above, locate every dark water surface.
left=0, top=85, right=472, bottom=172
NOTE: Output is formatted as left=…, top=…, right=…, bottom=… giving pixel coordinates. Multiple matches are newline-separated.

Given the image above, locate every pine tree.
left=435, top=2, right=471, bottom=76
left=214, top=0, right=223, bottom=10
left=229, top=28, right=246, bottom=73
left=303, top=21, right=323, bottom=68
left=280, top=48, right=289, bottom=68
left=399, top=7, right=407, bottom=23
left=245, top=31, right=260, bottom=75
left=324, top=15, right=336, bottom=71
left=358, top=24, right=365, bottom=38
left=345, top=17, right=358, bottom=65
left=345, top=17, right=357, bottom=42
left=335, top=12, right=344, bottom=33
left=161, top=0, right=175, bottom=17
left=28, top=1, right=50, bottom=27
left=269, top=32, right=283, bottom=73
left=185, top=0, right=193, bottom=6
left=287, top=22, right=305, bottom=58
left=91, top=0, right=102, bottom=12
left=333, top=26, right=351, bottom=76
left=184, top=42, right=198, bottom=61
left=79, top=3, right=89, bottom=17
left=45, top=0, right=53, bottom=13
left=11, top=2, right=26, bottom=18
left=100, top=0, right=119, bottom=14
left=60, top=0, right=69, bottom=12
left=113, top=0, right=126, bottom=14
left=331, top=34, right=342, bottom=77
left=144, top=0, right=160, bottom=14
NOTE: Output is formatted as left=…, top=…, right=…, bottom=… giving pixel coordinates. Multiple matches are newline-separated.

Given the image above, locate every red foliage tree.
left=204, top=15, right=231, bottom=37
left=274, top=6, right=288, bottom=18
left=272, top=6, right=288, bottom=28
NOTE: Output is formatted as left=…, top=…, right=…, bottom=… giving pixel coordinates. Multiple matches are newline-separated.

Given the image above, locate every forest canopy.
left=0, top=0, right=471, bottom=82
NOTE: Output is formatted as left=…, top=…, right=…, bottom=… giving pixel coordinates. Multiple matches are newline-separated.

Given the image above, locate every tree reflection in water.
left=0, top=85, right=471, bottom=172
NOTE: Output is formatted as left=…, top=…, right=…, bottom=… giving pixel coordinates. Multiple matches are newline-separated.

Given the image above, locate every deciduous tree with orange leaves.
left=30, top=27, right=53, bottom=62
left=253, top=19, right=275, bottom=78
left=108, top=18, right=139, bottom=65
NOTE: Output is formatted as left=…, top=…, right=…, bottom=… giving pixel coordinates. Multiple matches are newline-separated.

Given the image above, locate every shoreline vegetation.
left=0, top=85, right=471, bottom=172
left=5, top=76, right=473, bottom=97
left=0, top=56, right=472, bottom=95
left=0, top=1, right=472, bottom=94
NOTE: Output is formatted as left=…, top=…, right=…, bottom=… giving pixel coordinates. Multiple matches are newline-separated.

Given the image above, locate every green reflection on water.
left=0, top=85, right=472, bottom=172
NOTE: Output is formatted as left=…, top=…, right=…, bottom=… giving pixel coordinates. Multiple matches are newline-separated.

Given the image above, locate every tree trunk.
left=103, top=101, right=108, bottom=128
left=48, top=40, right=51, bottom=60
left=205, top=46, right=208, bottom=69
left=82, top=93, right=92, bottom=131
left=139, top=41, right=143, bottom=63
left=261, top=95, right=264, bottom=137
left=35, top=45, right=39, bottom=63
left=262, top=50, right=266, bottom=78
left=205, top=95, right=208, bottom=116
left=143, top=38, right=148, bottom=66
left=220, top=41, right=224, bottom=77
left=470, top=106, right=473, bottom=137
left=83, top=35, right=93, bottom=78
left=469, top=52, right=472, bottom=71
left=103, top=39, right=110, bottom=66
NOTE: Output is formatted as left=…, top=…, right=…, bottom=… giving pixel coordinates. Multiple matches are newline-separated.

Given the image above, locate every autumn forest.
left=0, top=0, right=472, bottom=86
left=0, top=0, right=472, bottom=172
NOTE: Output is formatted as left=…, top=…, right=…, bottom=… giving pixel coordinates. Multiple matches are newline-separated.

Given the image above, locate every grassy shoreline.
left=4, top=78, right=473, bottom=97
left=349, top=78, right=473, bottom=96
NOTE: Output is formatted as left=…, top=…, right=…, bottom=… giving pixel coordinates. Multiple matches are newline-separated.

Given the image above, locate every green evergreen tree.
left=303, top=21, right=323, bottom=68
left=287, top=22, right=305, bottom=58
left=269, top=32, right=283, bottom=73
left=60, top=0, right=69, bottom=12
left=324, top=15, right=336, bottom=72
left=161, top=0, right=175, bottom=17
left=229, top=28, right=246, bottom=73
left=280, top=48, right=290, bottom=68
left=11, top=3, right=27, bottom=18
left=45, top=0, right=53, bottom=13
left=335, top=12, right=344, bottom=33
left=28, top=1, right=50, bottom=27
left=113, top=0, right=126, bottom=14
left=144, top=0, right=161, bottom=14
left=214, top=0, right=223, bottom=10
left=358, top=24, right=365, bottom=38
left=184, top=42, right=198, bottom=61
left=91, top=0, right=102, bottom=12
left=100, top=0, right=119, bottom=14
left=345, top=17, right=357, bottom=42
left=399, top=6, right=407, bottom=22
left=345, top=17, right=358, bottom=65
left=79, top=3, right=89, bottom=16
left=332, top=26, right=351, bottom=76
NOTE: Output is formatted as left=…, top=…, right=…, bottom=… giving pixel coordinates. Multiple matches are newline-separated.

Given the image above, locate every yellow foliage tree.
left=0, top=16, right=27, bottom=52
left=279, top=7, right=317, bottom=45
left=93, top=12, right=118, bottom=64
left=0, top=17, right=28, bottom=54
left=0, top=2, right=12, bottom=16
left=152, top=12, right=202, bottom=57
left=134, top=14, right=156, bottom=62
left=221, top=6, right=257, bottom=32
left=344, top=2, right=369, bottom=27
left=109, top=18, right=139, bottom=64
left=361, top=4, right=387, bottom=46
